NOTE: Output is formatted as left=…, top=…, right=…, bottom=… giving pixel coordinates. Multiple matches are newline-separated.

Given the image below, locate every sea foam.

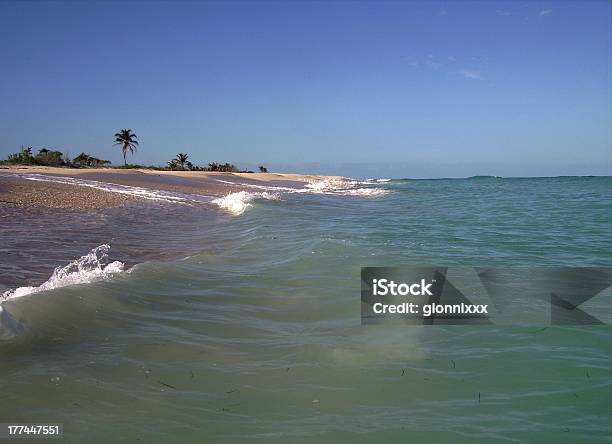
left=212, top=191, right=280, bottom=215
left=9, top=173, right=389, bottom=217
left=1, top=244, right=124, bottom=302
left=301, top=179, right=391, bottom=197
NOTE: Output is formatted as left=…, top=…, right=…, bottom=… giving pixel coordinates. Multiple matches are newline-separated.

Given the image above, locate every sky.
left=0, top=1, right=610, bottom=178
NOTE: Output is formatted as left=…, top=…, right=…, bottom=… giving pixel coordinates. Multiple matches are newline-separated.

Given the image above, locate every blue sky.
left=0, top=1, right=610, bottom=178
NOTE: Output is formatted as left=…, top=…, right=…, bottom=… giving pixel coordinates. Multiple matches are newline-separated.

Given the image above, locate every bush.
left=206, top=162, right=238, bottom=172
left=35, top=148, right=65, bottom=166
left=4, top=146, right=35, bottom=164
left=72, top=152, right=111, bottom=167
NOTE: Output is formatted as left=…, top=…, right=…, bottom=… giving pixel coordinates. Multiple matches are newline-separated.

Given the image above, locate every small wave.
left=212, top=191, right=280, bottom=216
left=8, top=173, right=388, bottom=217
left=467, top=175, right=503, bottom=180
left=301, top=179, right=391, bottom=197
left=1, top=244, right=124, bottom=302
left=214, top=177, right=391, bottom=202
left=344, top=188, right=390, bottom=197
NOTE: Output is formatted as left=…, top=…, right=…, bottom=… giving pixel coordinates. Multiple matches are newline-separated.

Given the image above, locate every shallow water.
left=1, top=176, right=611, bottom=442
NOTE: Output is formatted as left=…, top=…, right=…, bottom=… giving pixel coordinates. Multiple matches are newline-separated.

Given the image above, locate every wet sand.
left=0, top=166, right=337, bottom=211
left=0, top=166, right=339, bottom=183
left=0, top=175, right=137, bottom=210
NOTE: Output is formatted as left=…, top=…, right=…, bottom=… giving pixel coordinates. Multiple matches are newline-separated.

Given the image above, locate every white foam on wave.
left=212, top=177, right=391, bottom=212
left=8, top=173, right=389, bottom=217
left=300, top=178, right=392, bottom=197
left=212, top=191, right=280, bottom=215
left=1, top=244, right=124, bottom=302
left=344, top=188, right=390, bottom=197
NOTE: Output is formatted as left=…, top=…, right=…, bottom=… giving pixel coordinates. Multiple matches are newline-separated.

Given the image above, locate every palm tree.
left=259, top=165, right=268, bottom=173
left=175, top=153, right=189, bottom=170
left=113, top=129, right=138, bottom=166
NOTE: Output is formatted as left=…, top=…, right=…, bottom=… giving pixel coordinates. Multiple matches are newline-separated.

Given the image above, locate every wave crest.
left=1, top=244, right=124, bottom=302
left=212, top=191, right=280, bottom=215
left=302, top=179, right=391, bottom=197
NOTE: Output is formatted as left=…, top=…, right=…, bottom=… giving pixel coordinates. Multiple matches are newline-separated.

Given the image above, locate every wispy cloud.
left=497, top=6, right=552, bottom=20
left=461, top=70, right=483, bottom=80
left=404, top=56, right=419, bottom=67
left=447, top=55, right=456, bottom=62
left=425, top=55, right=443, bottom=70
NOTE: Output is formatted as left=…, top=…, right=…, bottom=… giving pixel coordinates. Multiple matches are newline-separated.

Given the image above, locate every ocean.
left=1, top=175, right=611, bottom=442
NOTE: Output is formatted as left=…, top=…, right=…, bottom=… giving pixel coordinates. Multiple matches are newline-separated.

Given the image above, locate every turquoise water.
left=1, top=176, right=611, bottom=442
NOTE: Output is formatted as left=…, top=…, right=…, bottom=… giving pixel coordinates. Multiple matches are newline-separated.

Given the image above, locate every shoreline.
left=0, top=166, right=343, bottom=211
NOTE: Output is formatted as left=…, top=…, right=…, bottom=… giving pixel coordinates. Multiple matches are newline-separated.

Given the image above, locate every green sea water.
left=1, top=176, right=611, bottom=442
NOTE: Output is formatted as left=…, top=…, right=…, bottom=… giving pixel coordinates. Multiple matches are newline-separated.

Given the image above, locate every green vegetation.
left=0, top=146, right=115, bottom=168
left=2, top=130, right=263, bottom=174
left=113, top=129, right=139, bottom=166
left=3, top=146, right=36, bottom=165
left=206, top=162, right=239, bottom=172
left=167, top=153, right=196, bottom=171
left=35, top=148, right=65, bottom=166
left=1, top=146, right=67, bottom=166
left=165, top=154, right=240, bottom=172
left=73, top=152, right=111, bottom=167
left=175, top=153, right=189, bottom=169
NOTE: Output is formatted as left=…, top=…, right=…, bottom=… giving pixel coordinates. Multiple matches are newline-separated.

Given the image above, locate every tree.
left=35, top=148, right=64, bottom=166
left=6, top=146, right=34, bottom=164
left=113, top=129, right=139, bottom=166
left=73, top=152, right=111, bottom=167
left=174, top=153, right=189, bottom=170
left=259, top=165, right=268, bottom=173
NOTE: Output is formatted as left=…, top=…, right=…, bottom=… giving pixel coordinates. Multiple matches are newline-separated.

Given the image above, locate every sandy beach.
left=0, top=174, right=139, bottom=210
left=0, top=166, right=341, bottom=211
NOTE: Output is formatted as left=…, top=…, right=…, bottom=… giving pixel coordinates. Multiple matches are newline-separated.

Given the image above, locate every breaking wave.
left=214, top=177, right=392, bottom=200
left=8, top=173, right=389, bottom=217
left=1, top=244, right=125, bottom=302
left=300, top=179, right=391, bottom=197
left=212, top=191, right=280, bottom=215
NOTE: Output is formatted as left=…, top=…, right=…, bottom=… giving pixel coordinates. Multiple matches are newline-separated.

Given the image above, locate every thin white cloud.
left=461, top=70, right=483, bottom=80
left=425, top=59, right=443, bottom=70
left=404, top=56, right=419, bottom=67
left=447, top=55, right=456, bottom=62
left=404, top=55, right=444, bottom=70
left=539, top=9, right=552, bottom=16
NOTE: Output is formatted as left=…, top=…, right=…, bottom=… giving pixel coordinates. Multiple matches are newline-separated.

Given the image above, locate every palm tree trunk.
left=123, top=144, right=127, bottom=166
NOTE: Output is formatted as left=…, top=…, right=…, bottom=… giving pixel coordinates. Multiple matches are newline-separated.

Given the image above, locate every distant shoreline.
left=0, top=165, right=342, bottom=211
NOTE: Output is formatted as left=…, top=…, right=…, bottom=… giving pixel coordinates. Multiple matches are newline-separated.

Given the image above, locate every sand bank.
left=0, top=175, right=137, bottom=210
left=0, top=166, right=341, bottom=211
